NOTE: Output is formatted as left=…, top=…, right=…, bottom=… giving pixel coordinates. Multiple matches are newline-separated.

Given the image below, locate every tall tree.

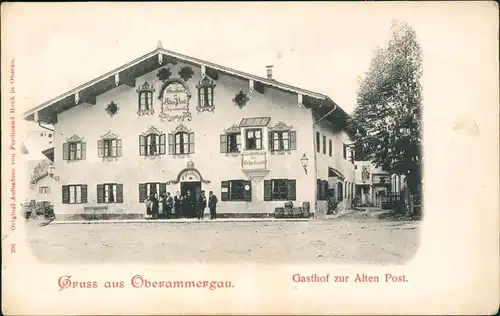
left=348, top=21, right=423, bottom=215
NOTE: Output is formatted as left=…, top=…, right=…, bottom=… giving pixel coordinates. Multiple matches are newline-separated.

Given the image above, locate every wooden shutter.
left=221, top=181, right=229, bottom=201
left=139, top=183, right=147, bottom=202
left=159, top=183, right=167, bottom=196
left=159, top=134, right=166, bottom=155
left=264, top=180, right=272, bottom=201
left=117, top=139, right=123, bottom=157
left=290, top=131, right=297, bottom=150
left=116, top=184, right=123, bottom=203
left=243, top=180, right=252, bottom=202
left=189, top=133, right=195, bottom=154
left=268, top=132, right=273, bottom=150
left=220, top=134, right=227, bottom=153
left=286, top=179, right=296, bottom=201
left=97, top=140, right=104, bottom=158
left=139, top=135, right=146, bottom=156
left=168, top=134, right=175, bottom=155
left=63, top=143, right=69, bottom=160
left=62, top=185, right=69, bottom=203
left=81, top=185, right=88, bottom=203
left=337, top=182, right=343, bottom=201
left=81, top=142, right=87, bottom=159
left=97, top=184, right=104, bottom=203
left=322, top=181, right=329, bottom=200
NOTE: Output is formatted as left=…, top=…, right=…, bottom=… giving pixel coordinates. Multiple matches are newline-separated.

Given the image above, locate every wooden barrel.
left=302, top=202, right=310, bottom=213
left=292, top=207, right=303, bottom=218
left=283, top=208, right=293, bottom=218
left=284, top=201, right=294, bottom=209
left=274, top=207, right=285, bottom=218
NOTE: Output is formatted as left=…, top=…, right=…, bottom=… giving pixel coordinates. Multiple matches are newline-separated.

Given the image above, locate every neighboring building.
left=23, top=43, right=354, bottom=220
left=20, top=138, right=55, bottom=205
left=354, top=161, right=391, bottom=207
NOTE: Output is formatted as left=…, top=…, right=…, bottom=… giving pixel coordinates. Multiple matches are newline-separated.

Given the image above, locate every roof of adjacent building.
left=23, top=42, right=349, bottom=127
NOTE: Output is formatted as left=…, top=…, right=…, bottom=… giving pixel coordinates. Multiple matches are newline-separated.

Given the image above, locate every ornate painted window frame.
left=170, top=124, right=194, bottom=158
left=99, top=130, right=121, bottom=162
left=136, top=82, right=155, bottom=116
left=64, top=134, right=86, bottom=162
left=222, top=124, right=242, bottom=157
left=269, top=121, right=294, bottom=155
left=196, top=76, right=216, bottom=113
left=140, top=126, right=165, bottom=160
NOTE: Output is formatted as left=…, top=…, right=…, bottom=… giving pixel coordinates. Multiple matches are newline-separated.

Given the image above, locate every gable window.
left=220, top=125, right=242, bottom=154
left=245, top=129, right=262, bottom=150
left=139, top=127, right=166, bottom=156
left=264, top=179, right=296, bottom=201
left=168, top=124, right=194, bottom=155
left=39, top=186, right=50, bottom=194
left=196, top=76, right=216, bottom=112
left=98, top=131, right=122, bottom=158
left=316, top=132, right=320, bottom=153
left=220, top=180, right=251, bottom=201
left=329, top=139, right=332, bottom=157
left=63, top=135, right=86, bottom=161
left=97, top=183, right=123, bottom=204
left=136, top=82, right=155, bottom=115
left=138, top=182, right=167, bottom=202
left=268, top=122, right=296, bottom=152
left=62, top=184, right=88, bottom=204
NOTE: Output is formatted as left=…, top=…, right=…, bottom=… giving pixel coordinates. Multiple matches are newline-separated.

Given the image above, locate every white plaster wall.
left=53, top=62, right=316, bottom=216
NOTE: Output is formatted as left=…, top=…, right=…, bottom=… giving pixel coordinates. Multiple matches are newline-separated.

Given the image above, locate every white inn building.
left=23, top=42, right=356, bottom=220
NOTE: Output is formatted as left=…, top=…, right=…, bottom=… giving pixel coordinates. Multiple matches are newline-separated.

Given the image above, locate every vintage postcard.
left=1, top=2, right=499, bottom=315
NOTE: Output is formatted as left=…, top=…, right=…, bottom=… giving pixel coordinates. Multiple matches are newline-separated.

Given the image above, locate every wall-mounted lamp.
left=47, top=165, right=60, bottom=181
left=300, top=153, right=309, bottom=174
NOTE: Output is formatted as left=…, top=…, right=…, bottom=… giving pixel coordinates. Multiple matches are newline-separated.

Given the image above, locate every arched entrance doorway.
left=169, top=160, right=211, bottom=198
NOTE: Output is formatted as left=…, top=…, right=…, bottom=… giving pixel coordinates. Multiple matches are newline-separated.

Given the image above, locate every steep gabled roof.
left=23, top=43, right=349, bottom=127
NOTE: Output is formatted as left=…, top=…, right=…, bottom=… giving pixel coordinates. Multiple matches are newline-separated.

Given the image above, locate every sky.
left=3, top=1, right=493, bottom=115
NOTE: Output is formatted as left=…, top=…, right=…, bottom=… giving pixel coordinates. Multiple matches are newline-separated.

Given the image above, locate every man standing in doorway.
left=197, top=190, right=207, bottom=220
left=208, top=191, right=218, bottom=220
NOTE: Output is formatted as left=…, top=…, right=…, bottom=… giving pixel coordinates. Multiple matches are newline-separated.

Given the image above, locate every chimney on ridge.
left=266, top=65, right=274, bottom=80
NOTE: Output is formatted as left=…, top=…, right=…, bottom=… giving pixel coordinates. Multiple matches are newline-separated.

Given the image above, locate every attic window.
left=239, top=117, right=271, bottom=128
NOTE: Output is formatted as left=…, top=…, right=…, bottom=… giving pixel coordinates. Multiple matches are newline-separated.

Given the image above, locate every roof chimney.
left=266, top=65, right=274, bottom=80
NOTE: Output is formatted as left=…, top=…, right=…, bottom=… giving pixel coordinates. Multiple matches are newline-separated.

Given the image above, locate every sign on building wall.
left=159, top=79, right=192, bottom=122
left=241, top=152, right=267, bottom=171
left=162, top=82, right=189, bottom=110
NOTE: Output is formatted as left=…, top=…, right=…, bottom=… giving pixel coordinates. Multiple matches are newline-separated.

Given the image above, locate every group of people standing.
left=145, top=190, right=218, bottom=220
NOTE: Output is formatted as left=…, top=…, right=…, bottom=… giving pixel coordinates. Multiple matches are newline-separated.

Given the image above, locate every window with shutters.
left=139, top=126, right=166, bottom=157
left=62, top=184, right=87, bottom=204
left=269, top=122, right=296, bottom=152
left=169, top=124, right=194, bottom=155
left=245, top=129, right=262, bottom=150
left=138, top=182, right=167, bottom=202
left=98, top=131, right=122, bottom=159
left=63, top=135, right=86, bottom=161
left=264, top=179, right=296, bottom=201
left=97, top=183, right=123, bottom=204
left=220, top=124, right=241, bottom=154
left=220, top=180, right=251, bottom=201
